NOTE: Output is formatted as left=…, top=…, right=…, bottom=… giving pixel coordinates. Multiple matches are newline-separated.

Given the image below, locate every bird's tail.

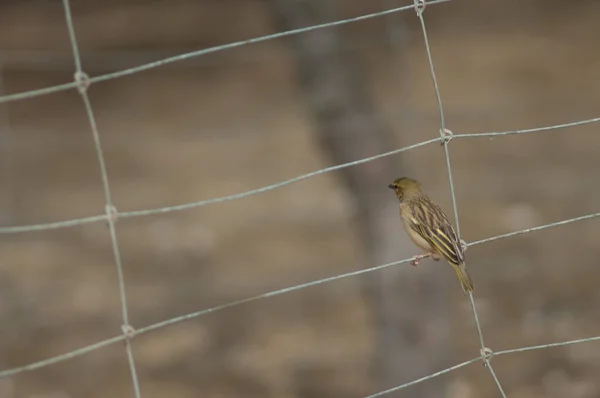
left=451, top=262, right=474, bottom=294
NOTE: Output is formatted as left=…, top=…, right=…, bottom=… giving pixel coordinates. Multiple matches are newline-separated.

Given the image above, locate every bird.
left=388, top=176, right=474, bottom=294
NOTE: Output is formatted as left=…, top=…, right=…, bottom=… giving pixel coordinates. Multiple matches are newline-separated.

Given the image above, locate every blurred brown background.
left=1, top=0, right=600, bottom=397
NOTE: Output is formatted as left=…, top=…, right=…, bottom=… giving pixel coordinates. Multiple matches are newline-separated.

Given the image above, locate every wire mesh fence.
left=0, top=0, right=599, bottom=397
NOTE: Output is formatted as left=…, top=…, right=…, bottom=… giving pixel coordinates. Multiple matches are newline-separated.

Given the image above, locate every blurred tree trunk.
left=270, top=1, right=448, bottom=397
left=0, top=63, right=14, bottom=226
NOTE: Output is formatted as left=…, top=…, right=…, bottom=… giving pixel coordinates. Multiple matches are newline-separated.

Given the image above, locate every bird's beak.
left=388, top=184, right=395, bottom=189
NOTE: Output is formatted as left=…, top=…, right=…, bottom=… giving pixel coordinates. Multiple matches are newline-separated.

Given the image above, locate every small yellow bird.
left=388, top=177, right=474, bottom=293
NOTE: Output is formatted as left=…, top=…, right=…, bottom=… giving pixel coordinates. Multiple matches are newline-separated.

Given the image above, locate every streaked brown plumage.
left=388, top=176, right=474, bottom=293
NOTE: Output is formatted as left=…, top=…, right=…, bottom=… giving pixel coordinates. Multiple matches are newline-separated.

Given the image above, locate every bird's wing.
left=407, top=197, right=465, bottom=265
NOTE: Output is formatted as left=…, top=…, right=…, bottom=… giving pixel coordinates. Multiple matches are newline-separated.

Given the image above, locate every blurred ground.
left=1, top=0, right=600, bottom=397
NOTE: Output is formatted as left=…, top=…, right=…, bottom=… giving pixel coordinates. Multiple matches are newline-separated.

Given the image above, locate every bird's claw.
left=410, top=253, right=429, bottom=267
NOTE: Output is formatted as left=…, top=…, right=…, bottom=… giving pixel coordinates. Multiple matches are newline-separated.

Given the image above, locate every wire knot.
left=440, top=128, right=454, bottom=145
left=74, top=71, right=91, bottom=94
left=122, top=324, right=137, bottom=340
left=460, top=239, right=468, bottom=252
left=480, top=347, right=494, bottom=366
left=413, top=0, right=426, bottom=14
left=105, top=204, right=119, bottom=224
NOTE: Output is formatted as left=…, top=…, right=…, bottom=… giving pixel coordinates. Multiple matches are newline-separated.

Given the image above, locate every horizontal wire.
left=2, top=114, right=598, bottom=235
left=0, top=256, right=412, bottom=379
left=0, top=0, right=451, bottom=105
left=1, top=210, right=599, bottom=380
left=135, top=259, right=408, bottom=335
left=0, top=137, right=439, bottom=233
left=496, top=335, right=600, bottom=356
left=0, top=81, right=78, bottom=105
left=468, top=211, right=600, bottom=247
left=118, top=138, right=440, bottom=218
left=363, top=357, right=481, bottom=398
left=0, top=335, right=124, bottom=379
left=456, top=116, right=600, bottom=138
left=0, top=215, right=107, bottom=233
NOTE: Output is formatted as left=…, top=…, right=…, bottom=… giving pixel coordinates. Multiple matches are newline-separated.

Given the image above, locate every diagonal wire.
left=0, top=116, right=598, bottom=235
left=364, top=357, right=481, bottom=398
left=119, top=138, right=439, bottom=218
left=0, top=0, right=451, bottom=105
left=468, top=211, right=600, bottom=247
left=456, top=116, right=600, bottom=139
left=0, top=210, right=599, bottom=381
left=61, top=0, right=141, bottom=397
left=412, top=1, right=507, bottom=396
left=0, top=214, right=108, bottom=233
left=496, top=335, right=600, bottom=356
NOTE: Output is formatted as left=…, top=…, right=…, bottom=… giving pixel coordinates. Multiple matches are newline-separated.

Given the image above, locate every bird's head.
left=388, top=177, right=422, bottom=201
